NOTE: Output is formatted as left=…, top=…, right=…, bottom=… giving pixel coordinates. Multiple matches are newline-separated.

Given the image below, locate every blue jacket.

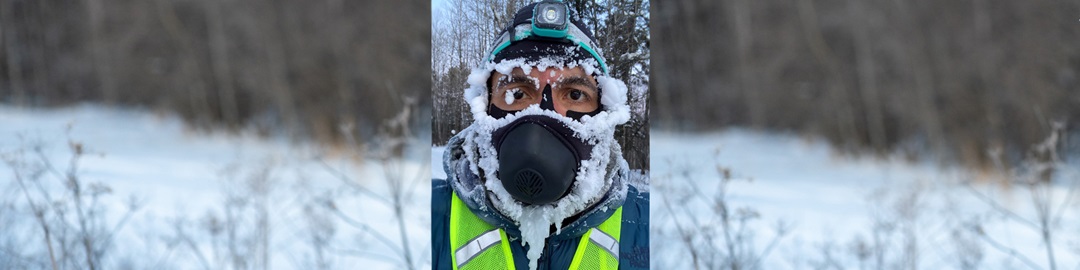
left=432, top=129, right=649, bottom=270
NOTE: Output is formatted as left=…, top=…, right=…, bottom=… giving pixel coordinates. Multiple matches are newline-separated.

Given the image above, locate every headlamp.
left=486, top=1, right=609, bottom=74
left=531, top=1, right=568, bottom=38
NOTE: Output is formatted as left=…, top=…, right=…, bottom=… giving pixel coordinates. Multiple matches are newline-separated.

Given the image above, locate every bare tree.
left=651, top=0, right=1080, bottom=167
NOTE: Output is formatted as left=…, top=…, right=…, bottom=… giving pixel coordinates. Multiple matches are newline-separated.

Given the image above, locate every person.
left=432, top=1, right=648, bottom=270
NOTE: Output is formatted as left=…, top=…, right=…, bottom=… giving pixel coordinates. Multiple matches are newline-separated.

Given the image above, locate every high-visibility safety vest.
left=450, top=192, right=622, bottom=270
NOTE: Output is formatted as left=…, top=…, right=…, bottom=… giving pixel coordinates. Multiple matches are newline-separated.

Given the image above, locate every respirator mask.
left=489, top=91, right=599, bottom=205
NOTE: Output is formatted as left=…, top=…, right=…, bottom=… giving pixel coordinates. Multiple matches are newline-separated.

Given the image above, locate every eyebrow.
left=497, top=75, right=534, bottom=89
left=558, top=76, right=598, bottom=92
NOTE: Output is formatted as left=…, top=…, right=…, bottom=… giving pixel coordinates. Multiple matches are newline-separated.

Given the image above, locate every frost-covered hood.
left=442, top=126, right=629, bottom=240
left=461, top=57, right=630, bottom=220
left=456, top=38, right=633, bottom=269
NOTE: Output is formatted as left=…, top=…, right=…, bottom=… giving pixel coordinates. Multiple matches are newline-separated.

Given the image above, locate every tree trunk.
left=848, top=0, right=887, bottom=152
left=205, top=0, right=240, bottom=127
left=87, top=0, right=116, bottom=104
left=730, top=0, right=763, bottom=128
left=2, top=0, right=27, bottom=106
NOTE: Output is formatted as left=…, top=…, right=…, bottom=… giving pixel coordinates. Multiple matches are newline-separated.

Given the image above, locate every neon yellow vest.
left=450, top=192, right=622, bottom=270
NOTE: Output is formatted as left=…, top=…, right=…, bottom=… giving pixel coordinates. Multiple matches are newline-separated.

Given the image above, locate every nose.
left=535, top=68, right=566, bottom=115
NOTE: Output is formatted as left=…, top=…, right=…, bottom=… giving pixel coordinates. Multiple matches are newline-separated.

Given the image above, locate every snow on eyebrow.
left=498, top=74, right=533, bottom=87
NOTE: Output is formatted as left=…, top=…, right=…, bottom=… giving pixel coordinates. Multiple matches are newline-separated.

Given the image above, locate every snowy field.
left=649, top=130, right=1080, bottom=270
left=0, top=104, right=431, bottom=269
left=9, top=104, right=1076, bottom=269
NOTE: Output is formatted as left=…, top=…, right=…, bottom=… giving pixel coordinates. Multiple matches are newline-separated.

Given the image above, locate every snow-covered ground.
left=11, top=104, right=1076, bottom=269
left=649, top=130, right=1080, bottom=270
left=0, top=104, right=430, bottom=269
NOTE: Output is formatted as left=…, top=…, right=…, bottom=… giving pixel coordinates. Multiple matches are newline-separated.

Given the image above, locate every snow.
left=0, top=104, right=430, bottom=269
left=518, top=206, right=563, bottom=270
left=649, top=129, right=1080, bottom=269
left=24, top=100, right=1077, bottom=269
left=432, top=146, right=447, bottom=180
left=504, top=88, right=519, bottom=105
left=466, top=57, right=608, bottom=122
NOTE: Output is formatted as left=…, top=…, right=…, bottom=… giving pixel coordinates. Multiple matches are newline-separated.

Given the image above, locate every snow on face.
left=464, top=57, right=629, bottom=125
left=462, top=106, right=622, bottom=270
left=504, top=88, right=520, bottom=105
left=459, top=57, right=631, bottom=270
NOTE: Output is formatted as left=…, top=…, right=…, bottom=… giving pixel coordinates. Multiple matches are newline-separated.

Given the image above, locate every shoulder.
left=432, top=179, right=452, bottom=215
left=619, top=185, right=649, bottom=269
left=622, top=185, right=649, bottom=225
left=431, top=179, right=452, bottom=269
left=627, top=184, right=649, bottom=203
left=431, top=178, right=452, bottom=227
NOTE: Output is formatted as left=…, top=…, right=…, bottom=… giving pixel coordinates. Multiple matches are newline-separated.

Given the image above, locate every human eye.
left=556, top=76, right=597, bottom=103
left=494, top=81, right=538, bottom=110
left=503, top=87, right=526, bottom=101
left=568, top=89, right=588, bottom=102
left=558, top=82, right=596, bottom=104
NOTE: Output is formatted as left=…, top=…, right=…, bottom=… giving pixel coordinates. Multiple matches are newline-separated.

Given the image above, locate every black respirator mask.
left=487, top=85, right=601, bottom=205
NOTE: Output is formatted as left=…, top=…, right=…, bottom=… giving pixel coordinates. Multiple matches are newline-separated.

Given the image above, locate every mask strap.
left=565, top=106, right=602, bottom=120
left=487, top=103, right=517, bottom=119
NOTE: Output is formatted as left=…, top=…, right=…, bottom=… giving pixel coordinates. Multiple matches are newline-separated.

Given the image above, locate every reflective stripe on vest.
left=589, top=225, right=619, bottom=259
left=569, top=207, right=622, bottom=270
left=455, top=229, right=502, bottom=268
left=450, top=192, right=515, bottom=270
left=450, top=192, right=622, bottom=270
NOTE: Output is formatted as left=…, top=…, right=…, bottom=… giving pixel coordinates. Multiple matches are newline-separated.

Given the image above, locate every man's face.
left=488, top=66, right=599, bottom=117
